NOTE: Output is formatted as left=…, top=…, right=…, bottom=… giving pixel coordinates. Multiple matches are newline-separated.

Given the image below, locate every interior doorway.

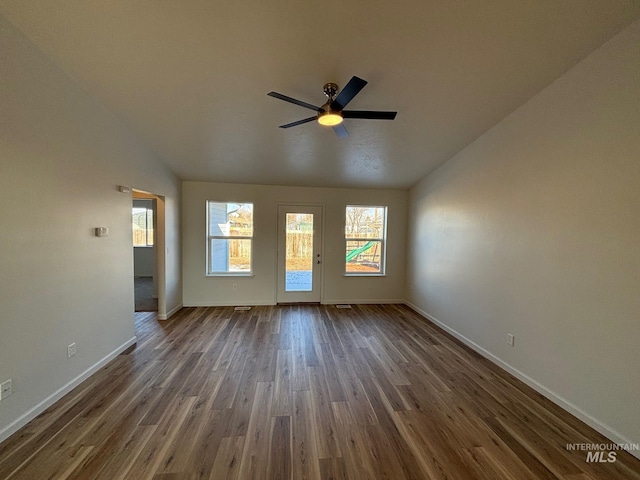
left=132, top=196, right=157, bottom=311
left=132, top=190, right=166, bottom=316
left=276, top=205, right=323, bottom=303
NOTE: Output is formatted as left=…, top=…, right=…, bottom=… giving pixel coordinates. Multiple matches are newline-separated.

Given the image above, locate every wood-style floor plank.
left=0, top=304, right=639, bottom=479
left=237, top=381, right=274, bottom=480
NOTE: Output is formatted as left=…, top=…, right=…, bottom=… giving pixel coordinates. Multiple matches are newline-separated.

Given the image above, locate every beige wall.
left=2, top=2, right=638, bottom=458
left=183, top=181, right=407, bottom=306
left=0, top=16, right=181, bottom=440
left=407, top=20, right=640, bottom=449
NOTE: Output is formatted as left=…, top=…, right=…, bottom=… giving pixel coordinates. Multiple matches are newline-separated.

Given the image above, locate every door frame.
left=132, top=189, right=167, bottom=318
left=276, top=204, right=324, bottom=303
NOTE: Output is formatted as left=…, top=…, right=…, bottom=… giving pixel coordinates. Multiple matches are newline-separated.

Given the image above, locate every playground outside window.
left=345, top=205, right=387, bottom=275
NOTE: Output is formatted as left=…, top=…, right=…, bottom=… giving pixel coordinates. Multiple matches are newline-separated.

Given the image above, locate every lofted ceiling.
left=1, top=1, right=639, bottom=189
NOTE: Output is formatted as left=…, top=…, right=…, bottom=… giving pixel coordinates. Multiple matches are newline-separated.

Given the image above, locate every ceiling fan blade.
left=342, top=110, right=397, bottom=120
left=279, top=116, right=317, bottom=128
left=332, top=76, right=368, bottom=110
left=332, top=124, right=349, bottom=138
left=268, top=92, right=320, bottom=111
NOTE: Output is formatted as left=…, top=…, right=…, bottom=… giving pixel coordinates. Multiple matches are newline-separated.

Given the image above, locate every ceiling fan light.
left=317, top=111, right=343, bottom=126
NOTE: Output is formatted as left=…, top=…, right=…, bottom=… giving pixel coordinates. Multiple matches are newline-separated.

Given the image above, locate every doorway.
left=132, top=196, right=157, bottom=311
left=132, top=190, right=166, bottom=317
left=277, top=205, right=323, bottom=303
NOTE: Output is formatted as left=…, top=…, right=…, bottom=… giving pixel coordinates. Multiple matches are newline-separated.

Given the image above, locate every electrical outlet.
left=0, top=379, right=12, bottom=401
left=67, top=343, right=77, bottom=358
left=233, top=283, right=238, bottom=290
left=507, top=333, right=515, bottom=346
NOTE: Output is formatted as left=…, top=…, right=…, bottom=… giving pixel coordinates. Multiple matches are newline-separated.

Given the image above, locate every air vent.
left=234, top=306, right=252, bottom=311
left=336, top=304, right=352, bottom=309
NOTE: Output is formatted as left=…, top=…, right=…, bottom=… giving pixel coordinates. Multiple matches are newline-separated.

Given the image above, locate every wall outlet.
left=232, top=283, right=238, bottom=290
left=0, top=379, right=12, bottom=401
left=507, top=333, right=515, bottom=346
left=67, top=343, right=77, bottom=358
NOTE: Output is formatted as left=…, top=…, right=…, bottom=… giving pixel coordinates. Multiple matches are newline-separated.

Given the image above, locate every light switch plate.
left=0, top=379, right=12, bottom=400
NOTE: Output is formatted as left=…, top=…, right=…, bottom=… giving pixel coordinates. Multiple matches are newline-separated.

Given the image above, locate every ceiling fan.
left=267, top=76, right=397, bottom=137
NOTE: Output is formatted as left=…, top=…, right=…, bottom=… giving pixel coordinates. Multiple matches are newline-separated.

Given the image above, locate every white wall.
left=134, top=247, right=155, bottom=277
left=183, top=182, right=407, bottom=306
left=0, top=16, right=181, bottom=440
left=407, top=20, right=640, bottom=450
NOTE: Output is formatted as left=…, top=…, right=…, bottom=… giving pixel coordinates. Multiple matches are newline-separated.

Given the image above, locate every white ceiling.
left=2, top=1, right=639, bottom=189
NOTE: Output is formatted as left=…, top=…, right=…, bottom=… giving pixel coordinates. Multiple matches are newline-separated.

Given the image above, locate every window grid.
left=132, top=207, right=154, bottom=247
left=207, top=202, right=254, bottom=275
left=345, top=205, right=387, bottom=275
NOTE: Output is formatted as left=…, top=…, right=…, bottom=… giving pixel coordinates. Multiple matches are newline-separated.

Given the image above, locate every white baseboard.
left=322, top=299, right=405, bottom=305
left=183, top=301, right=274, bottom=307
left=158, top=303, right=183, bottom=320
left=184, top=300, right=406, bottom=307
left=0, top=336, right=137, bottom=444
left=404, top=301, right=640, bottom=461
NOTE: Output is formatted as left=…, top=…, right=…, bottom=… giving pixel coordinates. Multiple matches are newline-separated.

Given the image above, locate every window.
left=345, top=205, right=387, bottom=275
left=207, top=202, right=253, bottom=275
left=132, top=206, right=154, bottom=246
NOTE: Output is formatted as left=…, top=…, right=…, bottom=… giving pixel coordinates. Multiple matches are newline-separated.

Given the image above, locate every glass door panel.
left=285, top=213, right=313, bottom=292
left=277, top=205, right=323, bottom=303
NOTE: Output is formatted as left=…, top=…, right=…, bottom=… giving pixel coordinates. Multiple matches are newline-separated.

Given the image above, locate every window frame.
left=344, top=205, right=387, bottom=276
left=206, top=201, right=254, bottom=276
left=132, top=206, right=154, bottom=247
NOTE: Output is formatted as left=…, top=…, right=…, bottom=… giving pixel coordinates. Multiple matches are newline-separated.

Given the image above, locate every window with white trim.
left=132, top=205, right=154, bottom=247
left=207, top=202, right=253, bottom=275
left=345, top=205, right=387, bottom=275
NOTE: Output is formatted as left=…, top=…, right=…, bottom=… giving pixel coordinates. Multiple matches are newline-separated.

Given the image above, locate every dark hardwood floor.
left=1, top=304, right=639, bottom=479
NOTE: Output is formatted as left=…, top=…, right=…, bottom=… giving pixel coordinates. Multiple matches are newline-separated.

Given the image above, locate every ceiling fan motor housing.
left=323, top=82, right=339, bottom=100
left=318, top=83, right=343, bottom=125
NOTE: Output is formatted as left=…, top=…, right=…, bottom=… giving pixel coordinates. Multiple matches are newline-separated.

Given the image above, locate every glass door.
left=277, top=205, right=323, bottom=303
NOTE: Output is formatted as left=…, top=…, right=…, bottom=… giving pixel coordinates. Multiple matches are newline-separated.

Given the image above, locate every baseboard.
left=322, top=299, right=405, bottom=305
left=183, top=300, right=405, bottom=308
left=182, top=301, right=274, bottom=307
left=158, top=303, right=183, bottom=320
left=0, top=336, right=137, bottom=444
left=404, top=301, right=640, bottom=461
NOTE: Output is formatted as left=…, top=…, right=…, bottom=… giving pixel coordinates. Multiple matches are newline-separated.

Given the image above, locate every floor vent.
left=336, top=304, right=352, bottom=309
left=234, top=306, right=252, bottom=311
